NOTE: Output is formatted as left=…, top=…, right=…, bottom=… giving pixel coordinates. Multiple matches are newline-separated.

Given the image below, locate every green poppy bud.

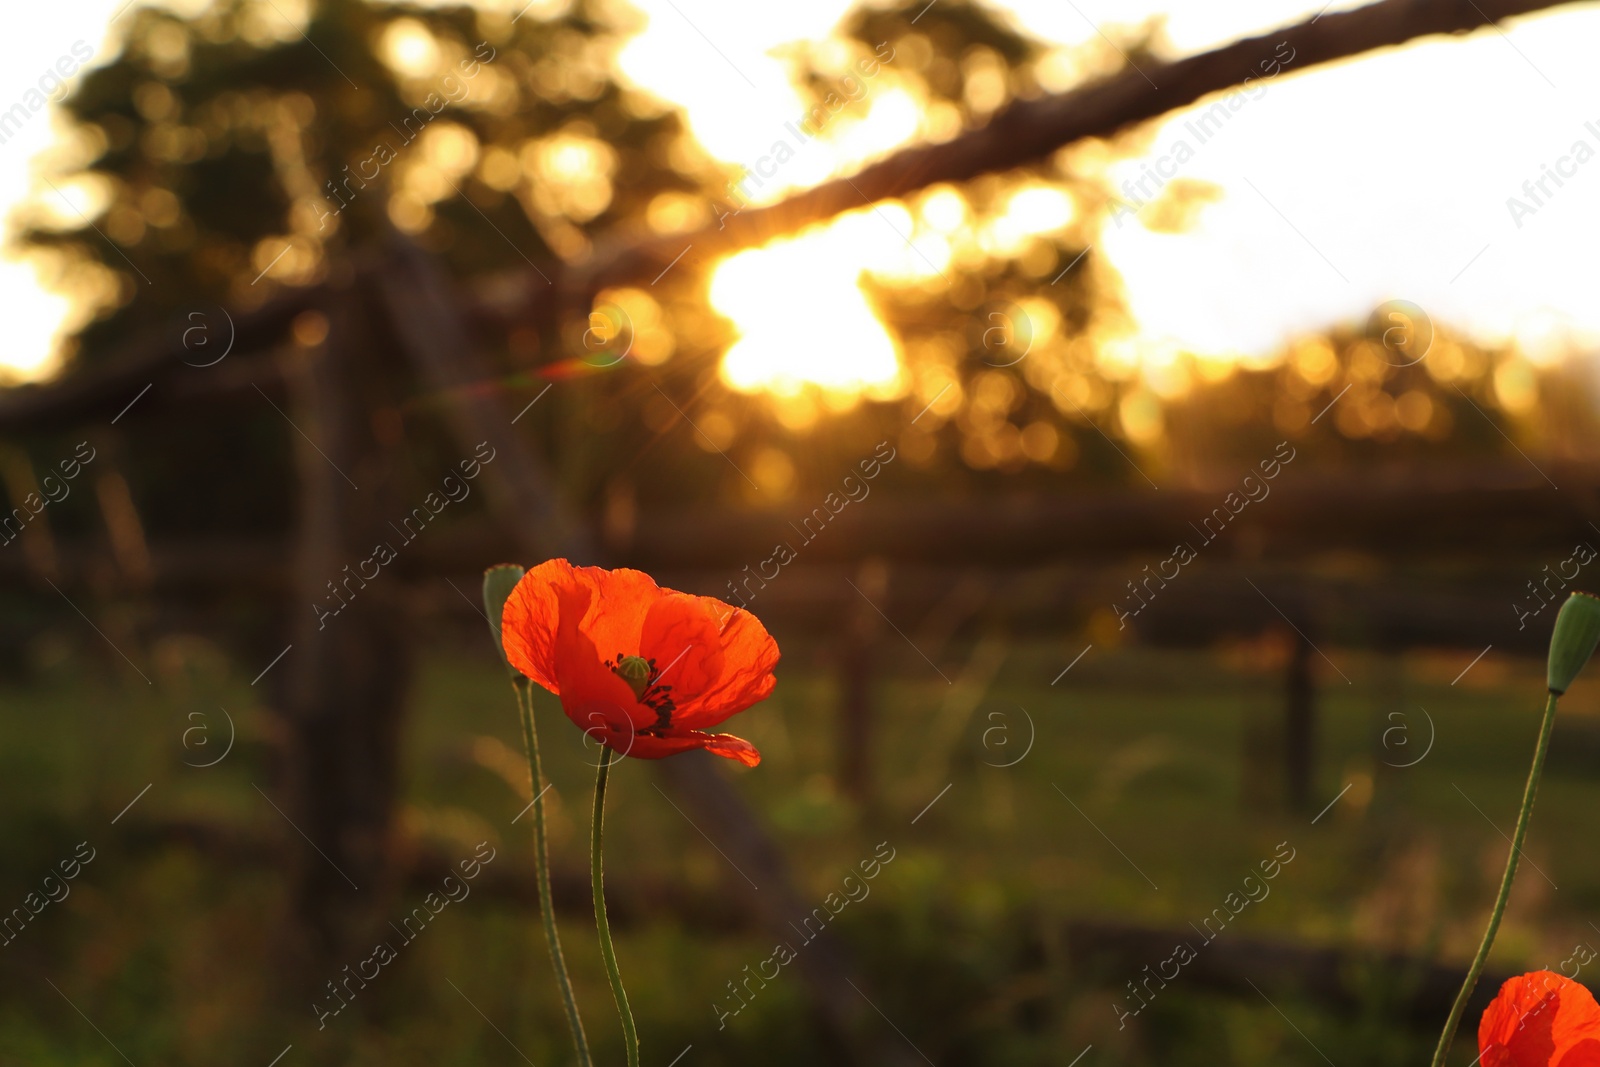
left=482, top=563, right=526, bottom=667
left=613, top=655, right=653, bottom=699
left=1547, top=591, right=1600, bottom=695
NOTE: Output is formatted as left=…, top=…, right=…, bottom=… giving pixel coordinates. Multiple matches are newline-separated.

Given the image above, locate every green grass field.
left=3, top=623, right=1597, bottom=1065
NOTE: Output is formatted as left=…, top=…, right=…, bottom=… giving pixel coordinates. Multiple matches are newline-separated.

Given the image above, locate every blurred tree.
left=17, top=0, right=1582, bottom=528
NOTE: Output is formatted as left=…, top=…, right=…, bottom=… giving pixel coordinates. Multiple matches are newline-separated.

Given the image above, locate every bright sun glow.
left=5, top=0, right=1600, bottom=392
left=379, top=18, right=442, bottom=79
left=712, top=220, right=905, bottom=398
left=709, top=178, right=1085, bottom=398
left=693, top=68, right=941, bottom=398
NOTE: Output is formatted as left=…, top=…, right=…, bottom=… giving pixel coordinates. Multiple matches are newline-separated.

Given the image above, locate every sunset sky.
left=4, top=0, right=1599, bottom=391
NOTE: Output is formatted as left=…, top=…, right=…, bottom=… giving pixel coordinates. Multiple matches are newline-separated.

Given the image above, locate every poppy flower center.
left=613, top=655, right=653, bottom=698
left=610, top=653, right=679, bottom=731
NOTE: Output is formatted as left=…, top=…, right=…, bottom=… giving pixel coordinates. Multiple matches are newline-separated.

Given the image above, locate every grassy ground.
left=3, top=618, right=1599, bottom=1066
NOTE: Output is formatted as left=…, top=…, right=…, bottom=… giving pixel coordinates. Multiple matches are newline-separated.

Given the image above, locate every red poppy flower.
left=499, top=560, right=780, bottom=766
left=1480, top=971, right=1600, bottom=1067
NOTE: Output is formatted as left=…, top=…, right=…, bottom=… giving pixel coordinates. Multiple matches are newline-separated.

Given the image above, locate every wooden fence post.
left=839, top=558, right=887, bottom=806
left=277, top=286, right=410, bottom=970
left=1285, top=626, right=1316, bottom=811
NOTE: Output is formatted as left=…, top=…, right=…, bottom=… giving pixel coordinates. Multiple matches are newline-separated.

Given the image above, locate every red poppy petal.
left=619, top=729, right=761, bottom=766
left=550, top=580, right=654, bottom=730
left=566, top=698, right=641, bottom=752
left=1480, top=973, right=1556, bottom=1065
left=670, top=602, right=780, bottom=728
left=501, top=559, right=664, bottom=709
left=700, top=732, right=761, bottom=766
left=1555, top=982, right=1600, bottom=1062
left=501, top=558, right=579, bottom=693
left=639, top=593, right=726, bottom=704
left=568, top=564, right=663, bottom=660
left=503, top=561, right=664, bottom=674
left=1559, top=1040, right=1600, bottom=1067
left=1481, top=973, right=1600, bottom=1067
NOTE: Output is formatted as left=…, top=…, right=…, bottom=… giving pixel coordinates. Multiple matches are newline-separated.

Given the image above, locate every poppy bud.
left=482, top=564, right=526, bottom=667
left=1547, top=591, right=1600, bottom=695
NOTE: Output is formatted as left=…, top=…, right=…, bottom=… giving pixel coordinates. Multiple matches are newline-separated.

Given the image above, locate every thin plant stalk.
left=1429, top=691, right=1560, bottom=1067
left=515, top=679, right=592, bottom=1067
left=592, top=745, right=640, bottom=1067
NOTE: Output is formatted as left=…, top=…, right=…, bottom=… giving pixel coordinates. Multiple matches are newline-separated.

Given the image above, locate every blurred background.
left=3, top=0, right=1600, bottom=1063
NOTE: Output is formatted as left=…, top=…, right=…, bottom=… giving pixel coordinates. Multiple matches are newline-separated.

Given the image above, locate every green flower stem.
left=592, top=746, right=640, bottom=1067
left=1430, top=691, right=1560, bottom=1067
left=515, top=680, right=592, bottom=1067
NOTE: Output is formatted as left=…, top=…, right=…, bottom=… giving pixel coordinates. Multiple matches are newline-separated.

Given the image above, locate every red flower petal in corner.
left=499, top=560, right=780, bottom=767
left=1481, top=971, right=1600, bottom=1067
